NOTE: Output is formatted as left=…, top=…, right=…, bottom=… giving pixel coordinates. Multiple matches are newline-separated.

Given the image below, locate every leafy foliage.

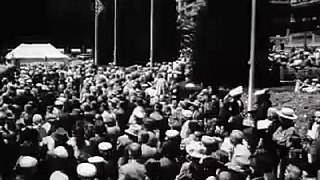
left=177, top=1, right=206, bottom=50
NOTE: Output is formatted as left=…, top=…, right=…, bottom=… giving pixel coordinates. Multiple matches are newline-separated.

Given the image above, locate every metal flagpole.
left=113, top=0, right=117, bottom=65
left=149, top=0, right=154, bottom=69
left=247, top=0, right=256, bottom=112
left=94, top=0, right=99, bottom=65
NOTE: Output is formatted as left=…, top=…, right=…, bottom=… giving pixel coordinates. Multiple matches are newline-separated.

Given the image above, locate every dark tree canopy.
left=193, top=0, right=273, bottom=87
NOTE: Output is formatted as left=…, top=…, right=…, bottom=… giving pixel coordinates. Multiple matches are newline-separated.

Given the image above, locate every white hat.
left=88, top=156, right=105, bottom=164
left=124, top=124, right=142, bottom=137
left=186, top=141, right=206, bottom=159
left=50, top=171, right=69, bottom=180
left=201, top=135, right=222, bottom=146
left=54, top=100, right=64, bottom=106
left=277, top=107, right=297, bottom=120
left=133, top=109, right=145, bottom=119
left=57, top=97, right=66, bottom=103
left=181, top=109, right=193, bottom=118
left=229, top=86, right=243, bottom=97
left=206, top=176, right=217, bottom=180
left=42, top=85, right=50, bottom=91
left=185, top=83, right=196, bottom=88
left=18, top=156, right=38, bottom=168
left=254, top=88, right=269, bottom=96
left=54, top=146, right=69, bottom=158
left=32, top=114, right=43, bottom=124
left=77, top=163, right=97, bottom=178
left=98, top=142, right=112, bottom=151
left=165, top=129, right=180, bottom=139
left=274, top=54, right=281, bottom=58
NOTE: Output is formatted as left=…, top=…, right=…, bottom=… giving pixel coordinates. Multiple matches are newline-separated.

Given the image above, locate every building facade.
left=269, top=0, right=320, bottom=49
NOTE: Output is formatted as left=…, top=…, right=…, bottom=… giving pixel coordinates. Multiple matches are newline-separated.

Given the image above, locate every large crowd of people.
left=0, top=52, right=319, bottom=180
left=269, top=47, right=320, bottom=69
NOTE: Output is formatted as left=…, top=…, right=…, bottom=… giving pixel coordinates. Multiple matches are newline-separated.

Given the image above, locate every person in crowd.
left=272, top=107, right=298, bottom=180
left=0, top=54, right=319, bottom=180
left=118, top=142, right=147, bottom=180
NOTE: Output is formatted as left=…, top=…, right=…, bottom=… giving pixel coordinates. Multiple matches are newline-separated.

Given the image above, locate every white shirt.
left=220, top=137, right=249, bottom=160
left=308, top=122, right=320, bottom=140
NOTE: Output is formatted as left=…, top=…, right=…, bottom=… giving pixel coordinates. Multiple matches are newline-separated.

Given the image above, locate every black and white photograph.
left=0, top=0, right=320, bottom=179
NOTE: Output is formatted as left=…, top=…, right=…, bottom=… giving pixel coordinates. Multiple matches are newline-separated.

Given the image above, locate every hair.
left=95, top=124, right=106, bottom=136
left=138, top=131, right=150, bottom=144
left=285, top=164, right=302, bottom=180
left=128, top=143, right=142, bottom=159
left=145, top=159, right=161, bottom=179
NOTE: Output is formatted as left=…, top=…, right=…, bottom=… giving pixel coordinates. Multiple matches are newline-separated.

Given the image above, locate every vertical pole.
left=247, top=0, right=256, bottom=112
left=150, top=0, right=154, bottom=69
left=113, top=0, right=117, bottom=65
left=94, top=0, right=99, bottom=65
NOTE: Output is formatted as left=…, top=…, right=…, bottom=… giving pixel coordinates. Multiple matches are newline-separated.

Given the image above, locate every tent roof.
left=5, top=43, right=70, bottom=60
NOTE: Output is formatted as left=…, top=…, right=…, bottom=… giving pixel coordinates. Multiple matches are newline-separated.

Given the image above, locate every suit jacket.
left=118, top=159, right=147, bottom=180
left=254, top=100, right=272, bottom=121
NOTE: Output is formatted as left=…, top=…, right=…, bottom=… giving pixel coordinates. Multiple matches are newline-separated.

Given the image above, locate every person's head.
left=154, top=103, right=162, bottom=112
left=313, top=110, right=320, bottom=124
left=100, top=102, right=109, bottom=112
left=128, top=142, right=142, bottom=160
left=84, top=123, right=95, bottom=139
left=98, top=142, right=113, bottom=158
left=157, top=73, right=163, bottom=79
left=218, top=171, right=232, bottom=180
left=277, top=107, right=297, bottom=128
left=267, top=107, right=278, bottom=120
left=284, top=164, right=302, bottom=180
left=138, top=131, right=150, bottom=144
left=171, top=98, right=178, bottom=107
left=230, top=130, right=244, bottom=145
left=145, top=159, right=160, bottom=180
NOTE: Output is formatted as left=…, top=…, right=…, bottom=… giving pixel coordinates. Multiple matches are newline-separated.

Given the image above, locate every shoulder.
left=286, top=127, right=296, bottom=134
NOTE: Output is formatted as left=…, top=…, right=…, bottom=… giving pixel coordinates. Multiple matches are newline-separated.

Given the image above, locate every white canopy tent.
left=5, top=43, right=70, bottom=65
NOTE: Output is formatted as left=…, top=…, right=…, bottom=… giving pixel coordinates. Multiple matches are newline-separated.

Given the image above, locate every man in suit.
left=118, top=142, right=147, bottom=180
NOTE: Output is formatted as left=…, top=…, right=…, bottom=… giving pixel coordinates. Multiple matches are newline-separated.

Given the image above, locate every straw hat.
left=77, top=163, right=97, bottom=178
left=50, top=171, right=69, bottom=180
left=181, top=109, right=193, bottom=119
left=98, top=142, right=113, bottom=151
left=165, top=129, right=180, bottom=139
left=88, top=156, right=105, bottom=164
left=277, top=107, right=297, bottom=120
left=229, top=86, right=243, bottom=97
left=186, top=142, right=206, bottom=159
left=54, top=146, right=69, bottom=159
left=18, top=156, right=38, bottom=168
left=254, top=88, right=269, bottom=96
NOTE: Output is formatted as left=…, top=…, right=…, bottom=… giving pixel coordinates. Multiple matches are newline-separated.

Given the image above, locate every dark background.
left=0, top=0, right=179, bottom=66
left=193, top=0, right=272, bottom=87
left=0, top=0, right=272, bottom=86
